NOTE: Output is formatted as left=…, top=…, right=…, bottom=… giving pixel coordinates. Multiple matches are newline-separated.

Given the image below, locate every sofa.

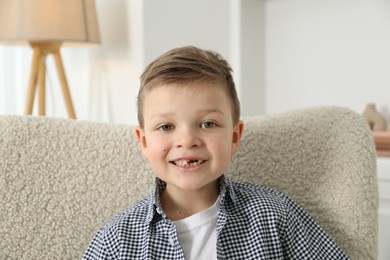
left=0, top=106, right=378, bottom=259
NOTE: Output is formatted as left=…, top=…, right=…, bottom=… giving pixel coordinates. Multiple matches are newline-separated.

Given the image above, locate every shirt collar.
left=145, top=175, right=237, bottom=223
left=146, top=177, right=166, bottom=223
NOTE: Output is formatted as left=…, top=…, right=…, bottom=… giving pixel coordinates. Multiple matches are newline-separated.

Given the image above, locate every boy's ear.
left=231, top=120, right=244, bottom=155
left=135, top=127, right=148, bottom=155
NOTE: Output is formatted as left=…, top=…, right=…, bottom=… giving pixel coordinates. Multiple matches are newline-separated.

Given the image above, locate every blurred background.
left=1, top=0, right=389, bottom=125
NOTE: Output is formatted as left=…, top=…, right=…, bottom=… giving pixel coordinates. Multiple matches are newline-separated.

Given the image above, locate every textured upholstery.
left=0, top=106, right=378, bottom=259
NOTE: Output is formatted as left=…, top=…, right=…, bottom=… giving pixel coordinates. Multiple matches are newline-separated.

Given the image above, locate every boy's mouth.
left=170, top=159, right=206, bottom=167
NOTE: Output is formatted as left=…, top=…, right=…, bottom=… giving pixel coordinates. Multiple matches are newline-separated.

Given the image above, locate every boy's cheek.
left=139, top=144, right=149, bottom=158
left=146, top=142, right=168, bottom=156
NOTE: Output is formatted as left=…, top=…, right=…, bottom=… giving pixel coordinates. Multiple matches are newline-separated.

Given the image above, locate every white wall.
left=265, top=0, right=390, bottom=118
left=239, top=0, right=266, bottom=116
left=0, top=46, right=30, bottom=115
left=86, top=0, right=144, bottom=124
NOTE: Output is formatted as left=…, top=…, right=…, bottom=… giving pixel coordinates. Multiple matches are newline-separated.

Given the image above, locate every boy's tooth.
left=174, top=159, right=204, bottom=166
left=176, top=160, right=202, bottom=166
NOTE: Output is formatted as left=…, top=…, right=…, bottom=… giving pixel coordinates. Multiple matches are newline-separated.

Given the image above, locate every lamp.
left=0, top=0, right=100, bottom=119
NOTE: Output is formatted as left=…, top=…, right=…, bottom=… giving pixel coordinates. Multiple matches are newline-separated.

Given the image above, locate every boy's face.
left=136, top=82, right=243, bottom=197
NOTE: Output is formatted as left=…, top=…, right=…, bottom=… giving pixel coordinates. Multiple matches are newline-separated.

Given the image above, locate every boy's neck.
left=160, top=180, right=220, bottom=221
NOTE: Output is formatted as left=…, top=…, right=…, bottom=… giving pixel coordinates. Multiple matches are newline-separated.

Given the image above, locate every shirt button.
left=168, top=236, right=175, bottom=246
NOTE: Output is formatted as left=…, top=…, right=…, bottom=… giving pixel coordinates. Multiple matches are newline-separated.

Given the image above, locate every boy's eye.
left=201, top=121, right=217, bottom=128
left=158, top=124, right=173, bottom=132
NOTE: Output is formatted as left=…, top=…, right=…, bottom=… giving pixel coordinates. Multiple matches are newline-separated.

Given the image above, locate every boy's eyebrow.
left=149, top=109, right=224, bottom=120
left=199, top=109, right=224, bottom=115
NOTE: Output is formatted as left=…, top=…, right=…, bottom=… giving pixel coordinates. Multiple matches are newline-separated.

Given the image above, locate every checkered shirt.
left=83, top=175, right=349, bottom=259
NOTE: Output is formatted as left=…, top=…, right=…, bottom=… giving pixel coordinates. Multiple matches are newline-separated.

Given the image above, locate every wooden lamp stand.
left=25, top=42, right=76, bottom=119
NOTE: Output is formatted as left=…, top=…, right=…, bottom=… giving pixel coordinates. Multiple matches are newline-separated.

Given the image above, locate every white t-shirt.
left=173, top=196, right=220, bottom=260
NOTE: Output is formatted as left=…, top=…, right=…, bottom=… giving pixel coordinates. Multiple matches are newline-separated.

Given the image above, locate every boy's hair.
left=137, top=46, right=240, bottom=128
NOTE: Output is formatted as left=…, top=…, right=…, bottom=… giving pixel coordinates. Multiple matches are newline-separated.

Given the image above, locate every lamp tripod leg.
left=37, top=56, right=46, bottom=116
left=25, top=47, right=41, bottom=115
left=53, top=50, right=76, bottom=119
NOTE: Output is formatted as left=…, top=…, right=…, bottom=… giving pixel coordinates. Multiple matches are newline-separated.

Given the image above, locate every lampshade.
left=0, top=0, right=100, bottom=44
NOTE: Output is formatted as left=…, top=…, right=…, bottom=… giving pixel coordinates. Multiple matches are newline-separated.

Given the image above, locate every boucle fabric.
left=0, top=106, right=377, bottom=259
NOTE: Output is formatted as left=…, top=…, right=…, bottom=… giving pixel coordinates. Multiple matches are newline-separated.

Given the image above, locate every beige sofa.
left=0, top=106, right=378, bottom=259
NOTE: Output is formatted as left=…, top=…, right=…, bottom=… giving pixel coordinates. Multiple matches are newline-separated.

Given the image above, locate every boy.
left=83, top=46, right=349, bottom=259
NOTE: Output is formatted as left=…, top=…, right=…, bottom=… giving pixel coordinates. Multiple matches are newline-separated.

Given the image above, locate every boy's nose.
left=175, top=128, right=202, bottom=148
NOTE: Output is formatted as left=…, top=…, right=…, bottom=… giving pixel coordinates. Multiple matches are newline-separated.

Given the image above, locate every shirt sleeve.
left=82, top=228, right=118, bottom=260
left=280, top=196, right=349, bottom=259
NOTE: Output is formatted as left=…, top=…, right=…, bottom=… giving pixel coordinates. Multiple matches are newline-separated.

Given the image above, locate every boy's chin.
left=164, top=178, right=220, bottom=194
